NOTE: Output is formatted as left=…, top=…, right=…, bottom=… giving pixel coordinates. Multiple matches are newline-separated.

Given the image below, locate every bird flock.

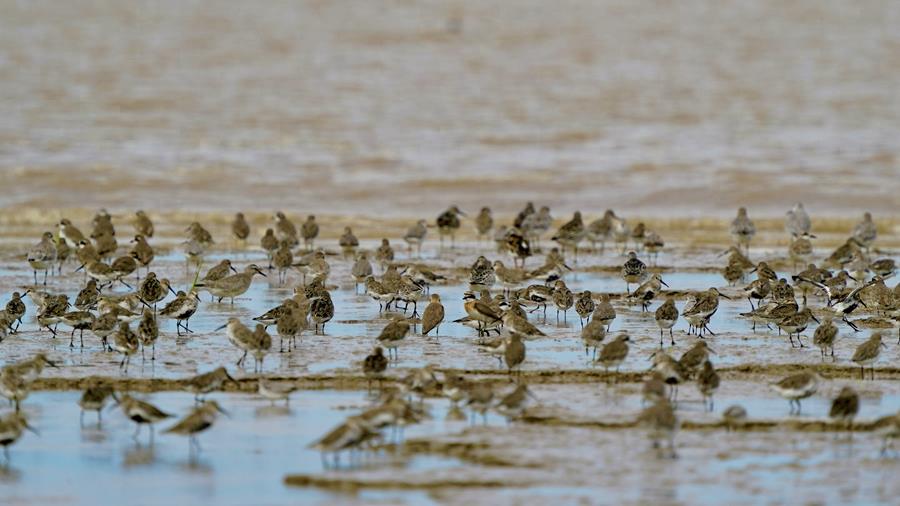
left=1, top=202, right=899, bottom=465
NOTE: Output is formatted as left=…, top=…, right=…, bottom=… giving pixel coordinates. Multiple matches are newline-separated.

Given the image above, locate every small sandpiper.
left=852, top=212, right=877, bottom=251
left=118, top=393, right=172, bottom=443
left=160, top=290, right=200, bottom=336
left=770, top=371, right=818, bottom=414
left=0, top=412, right=37, bottom=461
left=637, top=398, right=678, bottom=458
left=231, top=212, right=250, bottom=243
left=436, top=205, right=466, bottom=249
left=309, top=291, right=335, bottom=334
left=655, top=296, right=679, bottom=346
left=628, top=273, right=668, bottom=312
left=78, top=382, right=113, bottom=427
left=474, top=207, right=493, bottom=241
left=551, top=211, right=586, bottom=262
left=404, top=220, right=428, bottom=257
left=375, top=238, right=395, bottom=270
left=185, top=367, right=238, bottom=402
left=596, top=333, right=630, bottom=382
left=812, top=315, right=838, bottom=360
left=338, top=227, right=359, bottom=259
left=622, top=251, right=647, bottom=293
left=592, top=293, right=616, bottom=332
left=829, top=386, right=859, bottom=431
left=111, top=322, right=140, bottom=373
left=301, top=215, right=320, bottom=251
left=27, top=231, right=57, bottom=285
left=274, top=211, right=299, bottom=247
left=164, top=400, right=228, bottom=460
left=581, top=317, right=606, bottom=359
left=785, top=202, right=812, bottom=237
left=730, top=207, right=756, bottom=254
left=258, top=379, right=298, bottom=406
left=377, top=317, right=410, bottom=360
left=574, top=290, right=595, bottom=328
left=363, top=347, right=389, bottom=392
left=587, top=210, right=614, bottom=253
left=261, top=228, right=279, bottom=268
left=195, top=264, right=267, bottom=304
left=132, top=210, right=154, bottom=238
left=351, top=253, right=373, bottom=294
left=697, top=361, right=720, bottom=411
left=420, top=294, right=445, bottom=337
left=851, top=332, right=886, bottom=380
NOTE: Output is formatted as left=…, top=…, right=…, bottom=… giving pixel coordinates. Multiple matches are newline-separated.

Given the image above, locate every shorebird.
left=27, top=231, right=57, bottom=285
left=581, top=317, right=606, bottom=359
left=655, top=296, right=679, bottom=346
left=522, top=206, right=553, bottom=247
left=258, top=379, right=298, bottom=406
left=138, top=272, right=175, bottom=310
left=201, top=259, right=238, bottom=291
left=785, top=202, right=811, bottom=237
left=643, top=231, right=664, bottom=264
left=722, top=405, right=748, bottom=432
left=812, top=315, right=838, bottom=360
left=697, top=361, right=720, bottom=411
left=586, top=210, right=614, bottom=253
left=776, top=306, right=818, bottom=348
left=420, top=294, right=445, bottom=337
left=134, top=309, right=158, bottom=360
left=474, top=207, right=493, bottom=241
left=92, top=230, right=117, bottom=263
left=504, top=229, right=532, bottom=268
left=363, top=347, right=389, bottom=392
left=160, top=290, right=200, bottom=336
left=59, top=219, right=86, bottom=248
left=217, top=318, right=255, bottom=368
left=436, top=205, right=466, bottom=249
left=338, top=227, right=359, bottom=258
left=293, top=250, right=330, bottom=284
left=351, top=253, right=373, bottom=294
left=301, top=215, right=319, bottom=251
left=573, top=290, right=595, bottom=328
left=678, top=341, right=715, bottom=378
left=364, top=276, right=395, bottom=312
left=593, top=294, right=617, bottom=332
left=596, top=333, right=630, bottom=382
left=309, top=291, right=335, bottom=334
left=131, top=210, right=154, bottom=238
left=682, top=288, right=729, bottom=337
left=231, top=212, right=250, bottom=243
left=638, top=399, right=678, bottom=458
left=273, top=300, right=305, bottom=352
left=60, top=310, right=95, bottom=348
left=730, top=207, right=756, bottom=254
left=0, top=412, right=37, bottom=462
left=186, top=222, right=214, bottom=247
left=851, top=332, right=886, bottom=380
left=628, top=273, right=668, bottom=311
left=852, top=212, right=877, bottom=251
left=272, top=241, right=294, bottom=285
left=643, top=372, right=667, bottom=406
left=165, top=400, right=228, bottom=460
left=404, top=220, right=428, bottom=257
left=185, top=367, right=238, bottom=402
left=650, top=352, right=686, bottom=403
left=0, top=368, right=32, bottom=412
left=247, top=324, right=272, bottom=373
left=504, top=332, right=526, bottom=379
left=829, top=386, right=859, bottom=432
left=463, top=292, right=504, bottom=336
left=195, top=264, right=266, bottom=304
left=552, top=280, right=574, bottom=323
left=770, top=371, right=818, bottom=414
left=494, top=383, right=538, bottom=421
left=111, top=322, right=139, bottom=373
left=789, top=233, right=815, bottom=271
left=260, top=228, right=279, bottom=268
left=375, top=238, right=395, bottom=270
left=117, top=393, right=172, bottom=443
left=78, top=382, right=113, bottom=427
left=110, top=251, right=139, bottom=284
left=273, top=211, right=299, bottom=247
left=552, top=211, right=586, bottom=262
left=376, top=318, right=410, bottom=360
left=622, top=251, right=647, bottom=293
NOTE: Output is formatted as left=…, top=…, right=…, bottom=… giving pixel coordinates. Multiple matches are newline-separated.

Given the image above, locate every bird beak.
left=46, top=359, right=59, bottom=368
left=719, top=293, right=732, bottom=300
left=811, top=313, right=820, bottom=324
left=255, top=268, right=267, bottom=277
left=526, top=389, right=540, bottom=402
left=749, top=267, right=758, bottom=274
left=168, top=285, right=178, bottom=296
left=74, top=264, right=85, bottom=273
left=226, top=373, right=239, bottom=386
left=847, top=274, right=857, bottom=282
left=660, top=279, right=669, bottom=288
left=230, top=265, right=238, bottom=273
left=23, top=421, right=39, bottom=436
left=858, top=300, right=868, bottom=309
left=881, top=342, right=888, bottom=350
left=707, top=347, right=717, bottom=355
left=217, top=405, right=231, bottom=417
left=809, top=234, right=817, bottom=239
left=215, top=323, right=228, bottom=331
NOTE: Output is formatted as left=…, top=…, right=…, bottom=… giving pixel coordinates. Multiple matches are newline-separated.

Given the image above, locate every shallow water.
left=0, top=390, right=478, bottom=505
left=2, top=1, right=899, bottom=215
